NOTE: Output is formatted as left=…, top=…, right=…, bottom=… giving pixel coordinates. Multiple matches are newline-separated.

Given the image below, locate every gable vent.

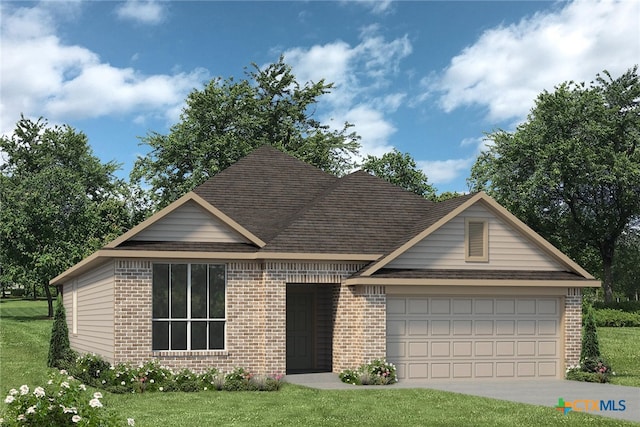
left=466, top=219, right=488, bottom=262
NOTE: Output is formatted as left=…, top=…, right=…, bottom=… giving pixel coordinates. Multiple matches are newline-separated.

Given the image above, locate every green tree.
left=613, top=224, right=640, bottom=300
left=469, top=66, right=640, bottom=302
left=132, top=56, right=361, bottom=209
left=0, top=117, right=134, bottom=317
left=361, top=148, right=437, bottom=199
left=48, top=294, right=73, bottom=369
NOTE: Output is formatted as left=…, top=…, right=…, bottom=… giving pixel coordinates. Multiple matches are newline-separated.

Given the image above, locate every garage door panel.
left=538, top=341, right=557, bottom=356
left=453, top=363, right=472, bottom=378
left=517, top=320, right=536, bottom=335
left=409, top=363, right=428, bottom=378
left=431, top=320, right=450, bottom=335
left=453, top=341, right=472, bottom=357
left=408, top=341, right=428, bottom=357
left=408, top=299, right=429, bottom=314
left=387, top=320, right=406, bottom=336
left=408, top=320, right=428, bottom=335
left=539, top=320, right=557, bottom=335
left=387, top=296, right=561, bottom=380
left=431, top=341, right=450, bottom=357
left=431, top=363, right=450, bottom=378
left=453, top=299, right=472, bottom=314
left=453, top=320, right=472, bottom=335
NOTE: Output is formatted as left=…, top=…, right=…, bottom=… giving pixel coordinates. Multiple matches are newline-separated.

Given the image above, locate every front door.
left=286, top=289, right=314, bottom=373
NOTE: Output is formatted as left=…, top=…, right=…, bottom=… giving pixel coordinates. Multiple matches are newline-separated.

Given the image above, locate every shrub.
left=47, top=295, right=73, bottom=369
left=593, top=300, right=640, bottom=313
left=0, top=370, right=134, bottom=426
left=593, top=308, right=640, bottom=327
left=339, top=359, right=397, bottom=386
left=581, top=305, right=600, bottom=361
left=62, top=354, right=282, bottom=394
left=223, top=368, right=253, bottom=391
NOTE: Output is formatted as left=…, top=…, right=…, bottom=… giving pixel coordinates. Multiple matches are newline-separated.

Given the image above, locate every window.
left=152, top=263, right=226, bottom=351
left=465, top=218, right=488, bottom=262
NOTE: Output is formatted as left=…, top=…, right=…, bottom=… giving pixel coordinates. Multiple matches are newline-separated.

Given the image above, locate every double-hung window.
left=152, top=263, right=226, bottom=351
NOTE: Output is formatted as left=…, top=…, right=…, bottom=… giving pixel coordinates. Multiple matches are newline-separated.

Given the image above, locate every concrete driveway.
left=286, top=373, right=640, bottom=423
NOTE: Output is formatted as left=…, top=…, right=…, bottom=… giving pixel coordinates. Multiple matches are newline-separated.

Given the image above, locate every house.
left=50, top=146, right=599, bottom=381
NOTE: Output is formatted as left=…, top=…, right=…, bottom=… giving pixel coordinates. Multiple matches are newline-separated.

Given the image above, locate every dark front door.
left=286, top=290, right=314, bottom=373
left=286, top=284, right=335, bottom=374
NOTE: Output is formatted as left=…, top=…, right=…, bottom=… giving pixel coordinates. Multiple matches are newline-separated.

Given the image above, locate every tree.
left=613, top=224, right=640, bottom=300
left=469, top=66, right=640, bottom=302
left=48, top=294, right=73, bottom=369
left=0, top=117, right=135, bottom=317
left=361, top=148, right=437, bottom=199
left=132, top=56, right=361, bottom=209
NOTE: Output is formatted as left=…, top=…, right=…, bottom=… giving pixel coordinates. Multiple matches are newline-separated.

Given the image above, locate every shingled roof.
left=190, top=145, right=442, bottom=255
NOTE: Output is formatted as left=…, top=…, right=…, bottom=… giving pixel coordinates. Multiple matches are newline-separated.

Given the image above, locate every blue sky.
left=1, top=1, right=638, bottom=193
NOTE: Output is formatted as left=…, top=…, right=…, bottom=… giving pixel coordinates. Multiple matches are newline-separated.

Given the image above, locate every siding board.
left=130, top=201, right=248, bottom=243
left=388, top=205, right=563, bottom=271
left=69, top=261, right=115, bottom=362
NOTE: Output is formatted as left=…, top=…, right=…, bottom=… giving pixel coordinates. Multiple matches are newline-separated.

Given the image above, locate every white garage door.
left=386, top=296, right=561, bottom=380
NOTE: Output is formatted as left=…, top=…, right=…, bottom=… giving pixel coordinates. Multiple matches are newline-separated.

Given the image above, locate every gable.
left=127, top=200, right=251, bottom=243
left=386, top=202, right=565, bottom=271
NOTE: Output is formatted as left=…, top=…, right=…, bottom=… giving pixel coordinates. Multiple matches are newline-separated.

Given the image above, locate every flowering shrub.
left=67, top=354, right=283, bottom=393
left=339, top=359, right=397, bottom=385
left=565, top=358, right=615, bottom=383
left=0, top=370, right=133, bottom=426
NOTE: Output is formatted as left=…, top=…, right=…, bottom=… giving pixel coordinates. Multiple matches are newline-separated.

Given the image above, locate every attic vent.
left=466, top=219, right=488, bottom=262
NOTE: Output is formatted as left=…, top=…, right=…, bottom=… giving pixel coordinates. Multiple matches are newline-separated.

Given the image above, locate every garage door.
left=386, top=296, right=561, bottom=380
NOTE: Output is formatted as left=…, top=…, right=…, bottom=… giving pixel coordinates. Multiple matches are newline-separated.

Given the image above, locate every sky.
left=1, top=0, right=639, bottom=194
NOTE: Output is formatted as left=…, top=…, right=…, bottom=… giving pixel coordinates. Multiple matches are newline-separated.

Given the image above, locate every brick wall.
left=112, top=259, right=366, bottom=375
left=564, top=287, right=582, bottom=368
left=114, top=260, right=152, bottom=366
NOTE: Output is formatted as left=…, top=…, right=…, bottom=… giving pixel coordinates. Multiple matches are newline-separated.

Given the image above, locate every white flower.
left=61, top=382, right=70, bottom=389
left=33, top=387, right=45, bottom=398
left=59, top=370, right=67, bottom=375
left=102, top=380, right=106, bottom=384
left=127, top=418, right=135, bottom=426
left=96, top=370, right=100, bottom=374
left=47, top=380, right=53, bottom=385
left=89, top=398, right=102, bottom=408
left=9, top=389, right=18, bottom=396
left=62, top=406, right=77, bottom=414
left=26, top=406, right=36, bottom=414
left=121, top=381, right=126, bottom=386
left=79, top=384, right=86, bottom=391
left=72, top=415, right=81, bottom=423
left=149, top=379, right=154, bottom=383
left=93, top=392, right=103, bottom=399
left=4, top=396, right=15, bottom=404
left=17, top=414, right=25, bottom=421
left=159, top=387, right=163, bottom=392
left=19, top=385, right=29, bottom=395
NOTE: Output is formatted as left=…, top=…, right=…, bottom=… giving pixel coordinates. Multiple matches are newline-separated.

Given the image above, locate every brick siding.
left=564, top=287, right=583, bottom=368
left=112, top=259, right=366, bottom=375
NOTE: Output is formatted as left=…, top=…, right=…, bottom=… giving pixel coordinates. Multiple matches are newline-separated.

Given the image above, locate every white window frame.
left=151, top=263, right=227, bottom=351
left=465, top=218, right=489, bottom=262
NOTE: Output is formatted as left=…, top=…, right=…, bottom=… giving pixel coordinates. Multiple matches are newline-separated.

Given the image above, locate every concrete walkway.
left=285, top=373, right=640, bottom=423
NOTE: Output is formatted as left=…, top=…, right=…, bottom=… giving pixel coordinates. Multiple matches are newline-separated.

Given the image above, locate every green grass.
left=1, top=299, right=638, bottom=427
left=599, top=327, right=640, bottom=387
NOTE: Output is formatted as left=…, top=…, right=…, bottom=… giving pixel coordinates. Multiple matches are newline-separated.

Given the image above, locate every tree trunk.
left=601, top=241, right=615, bottom=303
left=44, top=282, right=54, bottom=318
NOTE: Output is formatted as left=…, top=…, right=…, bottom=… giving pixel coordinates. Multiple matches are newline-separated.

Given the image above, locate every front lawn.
left=1, top=299, right=638, bottom=426
left=599, top=327, right=640, bottom=387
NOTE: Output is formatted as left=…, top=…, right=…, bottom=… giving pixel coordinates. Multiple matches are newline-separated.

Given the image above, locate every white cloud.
left=116, top=0, right=166, bottom=25
left=0, top=3, right=207, bottom=133
left=283, top=27, right=411, bottom=159
left=419, top=158, right=474, bottom=186
left=434, top=0, right=640, bottom=122
left=342, top=105, right=396, bottom=157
